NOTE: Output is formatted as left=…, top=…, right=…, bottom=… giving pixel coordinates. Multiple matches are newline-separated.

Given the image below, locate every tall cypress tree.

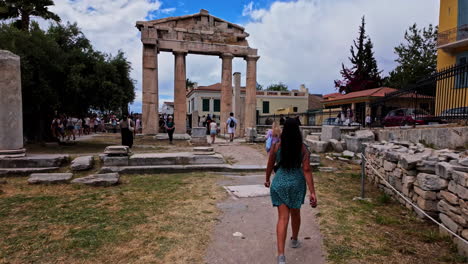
left=335, top=16, right=382, bottom=94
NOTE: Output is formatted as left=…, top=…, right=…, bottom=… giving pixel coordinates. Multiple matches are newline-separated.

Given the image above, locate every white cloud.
left=39, top=0, right=439, bottom=112
left=41, top=0, right=162, bottom=112
left=242, top=0, right=439, bottom=95
left=242, top=1, right=267, bottom=20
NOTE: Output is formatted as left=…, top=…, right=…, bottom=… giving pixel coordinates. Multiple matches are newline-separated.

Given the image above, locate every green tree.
left=335, top=16, right=382, bottom=94
left=186, top=78, right=195, bottom=90
left=266, top=82, right=288, bottom=91
left=256, top=83, right=263, bottom=91
left=0, top=0, right=60, bottom=31
left=0, top=22, right=135, bottom=140
left=385, top=24, right=437, bottom=88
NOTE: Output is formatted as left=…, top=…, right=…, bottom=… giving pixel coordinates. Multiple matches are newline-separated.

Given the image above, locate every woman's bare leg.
left=290, top=208, right=301, bottom=240
left=277, top=204, right=290, bottom=256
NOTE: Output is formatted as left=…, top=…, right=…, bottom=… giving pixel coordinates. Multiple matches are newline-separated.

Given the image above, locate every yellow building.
left=436, top=0, right=468, bottom=113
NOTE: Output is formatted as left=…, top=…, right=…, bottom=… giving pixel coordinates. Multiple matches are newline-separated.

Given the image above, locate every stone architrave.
left=0, top=50, right=25, bottom=157
left=244, top=55, right=259, bottom=133
left=220, top=53, right=233, bottom=132
left=173, top=51, right=187, bottom=134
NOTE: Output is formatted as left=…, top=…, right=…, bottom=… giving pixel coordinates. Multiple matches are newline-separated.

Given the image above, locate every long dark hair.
left=280, top=118, right=303, bottom=169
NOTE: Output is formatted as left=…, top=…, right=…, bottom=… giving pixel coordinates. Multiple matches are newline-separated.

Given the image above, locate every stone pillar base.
left=244, top=127, right=257, bottom=143
left=0, top=148, right=26, bottom=158
left=155, top=133, right=191, bottom=140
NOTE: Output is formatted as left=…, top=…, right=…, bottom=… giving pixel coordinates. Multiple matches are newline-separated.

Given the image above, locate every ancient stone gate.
left=136, top=9, right=259, bottom=135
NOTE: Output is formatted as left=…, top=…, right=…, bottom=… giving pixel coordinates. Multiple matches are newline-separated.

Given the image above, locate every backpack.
left=229, top=118, right=235, bottom=128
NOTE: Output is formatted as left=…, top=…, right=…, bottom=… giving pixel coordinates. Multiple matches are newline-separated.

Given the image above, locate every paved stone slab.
left=129, top=152, right=225, bottom=166
left=100, top=164, right=267, bottom=174
left=72, top=173, right=120, bottom=187
left=0, top=154, right=69, bottom=168
left=225, top=185, right=270, bottom=198
left=155, top=133, right=191, bottom=140
left=70, top=156, right=94, bottom=171
left=0, top=167, right=59, bottom=176
left=28, top=173, right=72, bottom=184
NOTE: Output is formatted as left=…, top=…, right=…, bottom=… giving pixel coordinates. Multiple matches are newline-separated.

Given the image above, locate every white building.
left=160, top=101, right=174, bottom=115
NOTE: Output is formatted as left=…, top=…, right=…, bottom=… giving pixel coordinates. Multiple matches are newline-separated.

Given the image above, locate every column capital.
left=220, top=53, right=234, bottom=59
left=245, top=55, right=260, bottom=62
left=173, top=50, right=188, bottom=56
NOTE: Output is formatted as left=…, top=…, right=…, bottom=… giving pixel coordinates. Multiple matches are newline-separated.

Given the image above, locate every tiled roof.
left=324, top=87, right=398, bottom=102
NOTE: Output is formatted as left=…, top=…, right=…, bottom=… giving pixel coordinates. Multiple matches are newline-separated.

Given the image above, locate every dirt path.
left=213, top=143, right=268, bottom=165
left=205, top=144, right=326, bottom=263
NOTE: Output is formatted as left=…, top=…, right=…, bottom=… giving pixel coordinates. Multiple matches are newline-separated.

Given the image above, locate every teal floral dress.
left=270, top=148, right=307, bottom=209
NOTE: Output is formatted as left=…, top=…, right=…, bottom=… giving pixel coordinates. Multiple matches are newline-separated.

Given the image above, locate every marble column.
left=244, top=55, right=260, bottom=132
left=0, top=50, right=25, bottom=157
left=142, top=44, right=159, bottom=135
left=220, top=53, right=234, bottom=131
left=233, top=72, right=242, bottom=137
left=174, top=51, right=187, bottom=134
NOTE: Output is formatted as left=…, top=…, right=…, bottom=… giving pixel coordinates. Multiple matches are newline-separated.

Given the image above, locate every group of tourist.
left=199, top=113, right=238, bottom=144
left=264, top=117, right=317, bottom=264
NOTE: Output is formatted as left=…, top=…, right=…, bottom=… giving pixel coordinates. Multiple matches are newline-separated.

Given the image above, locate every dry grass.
left=0, top=173, right=225, bottom=264
left=25, top=133, right=192, bottom=155
left=315, top=157, right=467, bottom=264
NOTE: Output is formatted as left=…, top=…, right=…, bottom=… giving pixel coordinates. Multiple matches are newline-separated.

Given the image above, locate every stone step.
left=0, top=154, right=69, bottom=168
left=0, top=167, right=60, bottom=176
left=100, top=164, right=267, bottom=174
left=193, top=146, right=214, bottom=152
left=28, top=173, right=73, bottom=184
left=128, top=152, right=225, bottom=166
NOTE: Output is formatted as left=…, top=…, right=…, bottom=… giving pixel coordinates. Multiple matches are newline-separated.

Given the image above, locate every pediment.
left=137, top=9, right=250, bottom=46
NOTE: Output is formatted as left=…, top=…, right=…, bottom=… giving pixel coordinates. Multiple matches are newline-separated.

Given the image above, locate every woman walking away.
left=209, top=120, right=218, bottom=144
left=265, top=121, right=281, bottom=153
left=165, top=116, right=175, bottom=144
left=119, top=115, right=135, bottom=148
left=265, top=118, right=317, bottom=264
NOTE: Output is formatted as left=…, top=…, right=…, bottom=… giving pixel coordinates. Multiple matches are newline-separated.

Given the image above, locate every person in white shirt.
left=225, top=112, right=237, bottom=142
left=209, top=121, right=218, bottom=144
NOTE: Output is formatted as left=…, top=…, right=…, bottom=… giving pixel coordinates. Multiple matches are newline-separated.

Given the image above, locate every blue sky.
left=47, top=0, right=439, bottom=113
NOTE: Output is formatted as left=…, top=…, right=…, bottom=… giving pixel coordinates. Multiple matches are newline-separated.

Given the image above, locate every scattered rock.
left=70, top=156, right=94, bottom=171
left=71, top=173, right=120, bottom=187
left=306, top=140, right=329, bottom=153
left=459, top=158, right=468, bottom=167
left=329, top=139, right=344, bottom=152
left=28, top=173, right=73, bottom=184
left=318, top=167, right=336, bottom=172
left=342, top=150, right=355, bottom=159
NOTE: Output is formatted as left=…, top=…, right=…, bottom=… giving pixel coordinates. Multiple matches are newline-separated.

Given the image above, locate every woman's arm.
left=302, top=145, right=317, bottom=206
left=265, top=143, right=279, bottom=187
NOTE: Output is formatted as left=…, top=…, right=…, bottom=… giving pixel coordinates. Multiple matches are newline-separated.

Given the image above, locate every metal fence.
left=371, top=63, right=468, bottom=126
left=257, top=109, right=342, bottom=127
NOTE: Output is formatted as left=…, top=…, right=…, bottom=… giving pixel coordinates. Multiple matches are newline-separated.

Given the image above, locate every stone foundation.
left=365, top=142, right=468, bottom=256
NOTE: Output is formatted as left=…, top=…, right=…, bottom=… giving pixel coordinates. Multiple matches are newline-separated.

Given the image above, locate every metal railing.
left=371, top=63, right=468, bottom=126
left=438, top=24, right=468, bottom=46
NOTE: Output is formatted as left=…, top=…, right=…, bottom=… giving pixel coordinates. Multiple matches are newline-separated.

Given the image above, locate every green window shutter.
left=202, top=99, right=210, bottom=111
left=263, top=101, right=270, bottom=114
left=214, top=99, right=220, bottom=112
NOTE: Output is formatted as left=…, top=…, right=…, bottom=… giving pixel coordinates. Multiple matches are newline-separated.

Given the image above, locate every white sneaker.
left=290, top=238, right=301, bottom=248
left=277, top=255, right=286, bottom=264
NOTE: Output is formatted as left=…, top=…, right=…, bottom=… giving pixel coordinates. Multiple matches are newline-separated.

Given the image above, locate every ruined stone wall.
left=365, top=142, right=468, bottom=255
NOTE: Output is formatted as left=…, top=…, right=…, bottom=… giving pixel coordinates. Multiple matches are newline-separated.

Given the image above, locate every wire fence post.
left=360, top=149, right=366, bottom=199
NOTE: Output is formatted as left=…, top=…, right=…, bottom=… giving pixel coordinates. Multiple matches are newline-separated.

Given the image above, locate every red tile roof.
left=322, top=92, right=342, bottom=99
left=324, top=87, right=398, bottom=102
